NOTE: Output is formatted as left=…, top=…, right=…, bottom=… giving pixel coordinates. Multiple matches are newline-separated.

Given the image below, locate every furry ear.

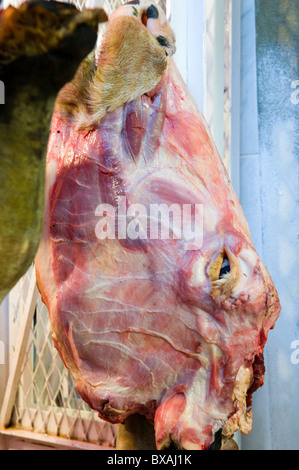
left=55, top=1, right=176, bottom=131
left=76, top=15, right=168, bottom=131
left=54, top=51, right=96, bottom=120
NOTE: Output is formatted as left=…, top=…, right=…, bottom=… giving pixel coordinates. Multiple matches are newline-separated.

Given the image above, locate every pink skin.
left=35, top=60, right=280, bottom=450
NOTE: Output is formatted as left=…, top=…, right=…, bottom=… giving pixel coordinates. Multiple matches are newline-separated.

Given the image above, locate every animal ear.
left=75, top=15, right=168, bottom=131
left=156, top=36, right=170, bottom=48
left=54, top=52, right=96, bottom=120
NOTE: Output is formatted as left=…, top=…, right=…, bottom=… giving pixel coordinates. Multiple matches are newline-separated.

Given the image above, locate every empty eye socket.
left=156, top=35, right=170, bottom=47
left=219, top=257, right=230, bottom=278
left=207, top=251, right=232, bottom=287
left=208, top=251, right=236, bottom=298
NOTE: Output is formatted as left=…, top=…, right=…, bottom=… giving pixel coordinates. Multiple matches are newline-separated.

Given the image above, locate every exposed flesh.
left=35, top=1, right=281, bottom=450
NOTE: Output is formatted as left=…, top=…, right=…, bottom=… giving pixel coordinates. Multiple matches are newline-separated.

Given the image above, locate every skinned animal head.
left=35, top=0, right=281, bottom=451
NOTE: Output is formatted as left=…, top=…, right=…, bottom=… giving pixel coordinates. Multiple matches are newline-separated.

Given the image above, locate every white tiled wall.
left=239, top=0, right=299, bottom=451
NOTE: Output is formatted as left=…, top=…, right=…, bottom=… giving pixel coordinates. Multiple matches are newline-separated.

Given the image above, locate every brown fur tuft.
left=56, top=4, right=175, bottom=131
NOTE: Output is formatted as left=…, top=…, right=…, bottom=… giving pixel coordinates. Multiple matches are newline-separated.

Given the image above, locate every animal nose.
left=156, top=35, right=176, bottom=56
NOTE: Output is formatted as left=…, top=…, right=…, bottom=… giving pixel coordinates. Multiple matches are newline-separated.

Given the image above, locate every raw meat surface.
left=35, top=1, right=281, bottom=450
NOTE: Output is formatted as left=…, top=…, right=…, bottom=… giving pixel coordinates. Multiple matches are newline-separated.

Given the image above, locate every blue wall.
left=240, top=0, right=299, bottom=450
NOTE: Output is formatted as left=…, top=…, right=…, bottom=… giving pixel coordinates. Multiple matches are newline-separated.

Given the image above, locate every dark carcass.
left=0, top=0, right=107, bottom=303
